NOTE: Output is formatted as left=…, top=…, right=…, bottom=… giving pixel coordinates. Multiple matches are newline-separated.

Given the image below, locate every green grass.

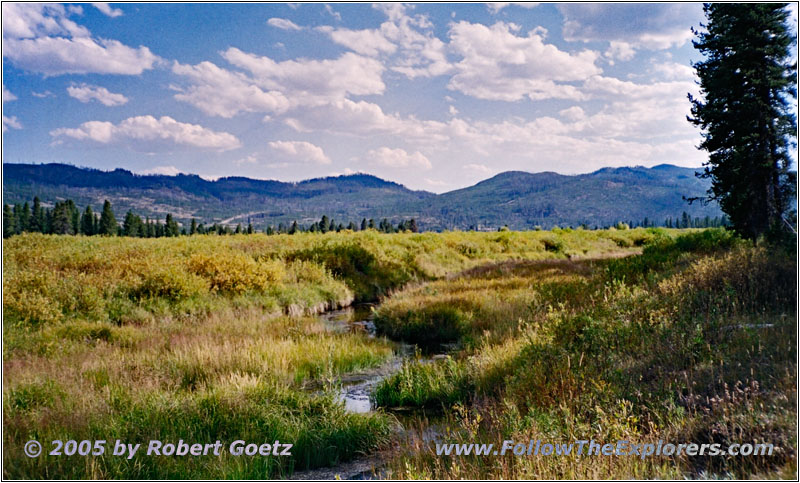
left=6, top=227, right=788, bottom=479
left=374, top=230, right=797, bottom=479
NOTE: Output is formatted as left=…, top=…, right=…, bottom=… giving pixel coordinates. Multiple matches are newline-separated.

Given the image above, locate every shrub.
left=374, top=302, right=470, bottom=348
left=188, top=252, right=283, bottom=294
left=132, top=266, right=209, bottom=301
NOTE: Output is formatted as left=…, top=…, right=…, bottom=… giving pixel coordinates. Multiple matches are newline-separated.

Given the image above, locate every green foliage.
left=689, top=3, right=797, bottom=241
left=99, top=200, right=117, bottom=236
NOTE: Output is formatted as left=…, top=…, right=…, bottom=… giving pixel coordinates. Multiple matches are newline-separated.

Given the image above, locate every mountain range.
left=2, top=163, right=721, bottom=230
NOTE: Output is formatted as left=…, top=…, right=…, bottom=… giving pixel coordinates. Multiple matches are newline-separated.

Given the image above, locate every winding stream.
left=293, top=305, right=449, bottom=479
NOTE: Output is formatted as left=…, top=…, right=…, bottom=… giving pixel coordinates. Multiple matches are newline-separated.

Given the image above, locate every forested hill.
left=3, top=163, right=721, bottom=230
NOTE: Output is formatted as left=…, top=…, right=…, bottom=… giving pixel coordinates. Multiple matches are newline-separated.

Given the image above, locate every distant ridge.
left=3, top=163, right=720, bottom=230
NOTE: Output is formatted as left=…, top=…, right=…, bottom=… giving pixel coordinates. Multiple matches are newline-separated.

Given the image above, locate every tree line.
left=2, top=197, right=420, bottom=238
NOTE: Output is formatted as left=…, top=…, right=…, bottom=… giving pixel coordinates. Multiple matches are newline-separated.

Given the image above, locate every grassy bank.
left=374, top=230, right=797, bottom=479
left=3, top=228, right=658, bottom=478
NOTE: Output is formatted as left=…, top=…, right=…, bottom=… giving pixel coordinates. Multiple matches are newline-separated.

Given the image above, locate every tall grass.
left=2, top=227, right=728, bottom=478
left=375, top=230, right=797, bottom=479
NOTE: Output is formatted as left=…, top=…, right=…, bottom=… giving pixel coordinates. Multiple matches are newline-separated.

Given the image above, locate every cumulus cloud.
left=140, top=165, right=181, bottom=176
left=447, top=21, right=600, bottom=101
left=3, top=84, right=17, bottom=102
left=172, top=50, right=384, bottom=117
left=267, top=18, right=302, bottom=31
left=558, top=106, right=586, bottom=122
left=604, top=41, right=636, bottom=63
left=464, top=163, right=496, bottom=176
left=3, top=85, right=20, bottom=132
left=3, top=116, right=22, bottom=132
left=2, top=3, right=158, bottom=75
left=316, top=25, right=397, bottom=57
left=93, top=3, right=123, bottom=18
left=558, top=3, right=700, bottom=50
left=318, top=4, right=451, bottom=78
left=268, top=140, right=332, bottom=165
left=50, top=115, right=241, bottom=151
left=487, top=3, right=539, bottom=14
left=67, top=83, right=128, bottom=106
left=171, top=60, right=290, bottom=118
left=367, top=147, right=432, bottom=170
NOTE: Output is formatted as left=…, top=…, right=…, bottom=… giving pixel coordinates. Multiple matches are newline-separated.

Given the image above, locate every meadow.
left=2, top=228, right=795, bottom=479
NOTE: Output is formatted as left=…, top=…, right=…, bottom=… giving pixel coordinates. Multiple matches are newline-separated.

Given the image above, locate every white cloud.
left=604, top=41, right=636, bottom=63
left=558, top=106, right=585, bottom=122
left=3, top=115, right=22, bottom=132
left=172, top=50, right=384, bottom=117
left=448, top=105, right=459, bottom=116
left=224, top=48, right=385, bottom=100
left=367, top=147, right=432, bottom=170
left=268, top=140, right=332, bottom=165
left=651, top=61, right=695, bottom=81
left=92, top=3, right=123, bottom=18
left=140, top=165, right=181, bottom=176
left=171, top=60, right=290, bottom=118
left=487, top=3, right=539, bottom=14
left=464, top=163, right=496, bottom=176
left=316, top=25, right=397, bottom=57
left=234, top=154, right=259, bottom=166
left=558, top=3, right=700, bottom=50
left=3, top=85, right=17, bottom=102
left=50, top=115, right=241, bottom=151
left=424, top=178, right=448, bottom=187
left=267, top=18, right=302, bottom=31
left=31, top=90, right=55, bottom=98
left=318, top=4, right=451, bottom=78
left=67, top=83, right=128, bottom=106
left=324, top=4, right=341, bottom=21
left=447, top=21, right=600, bottom=101
left=2, top=3, right=158, bottom=76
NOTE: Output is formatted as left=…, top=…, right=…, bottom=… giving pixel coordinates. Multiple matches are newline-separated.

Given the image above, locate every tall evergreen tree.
left=165, top=214, right=180, bottom=237
left=688, top=3, right=797, bottom=240
left=3, top=204, right=15, bottom=238
left=123, top=211, right=143, bottom=237
left=81, top=206, right=95, bottom=235
left=51, top=201, right=75, bottom=235
left=19, top=202, right=30, bottom=233
left=190, top=218, right=198, bottom=235
left=99, top=200, right=117, bottom=236
left=31, top=197, right=44, bottom=233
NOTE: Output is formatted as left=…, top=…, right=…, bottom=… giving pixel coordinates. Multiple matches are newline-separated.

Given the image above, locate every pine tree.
left=19, top=202, right=30, bottom=233
left=123, top=211, right=143, bottom=237
left=3, top=204, right=15, bottom=238
left=51, top=201, right=75, bottom=235
left=165, top=214, right=180, bottom=237
left=409, top=218, right=418, bottom=233
left=190, top=218, right=198, bottom=235
left=31, top=197, right=44, bottom=233
left=289, top=221, right=298, bottom=235
left=81, top=206, right=95, bottom=235
left=361, top=218, right=367, bottom=231
left=247, top=223, right=254, bottom=234
left=320, top=215, right=329, bottom=233
left=99, top=200, right=117, bottom=236
left=688, top=3, right=797, bottom=240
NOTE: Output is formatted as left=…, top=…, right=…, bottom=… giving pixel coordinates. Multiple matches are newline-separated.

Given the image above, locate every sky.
left=1, top=2, right=797, bottom=193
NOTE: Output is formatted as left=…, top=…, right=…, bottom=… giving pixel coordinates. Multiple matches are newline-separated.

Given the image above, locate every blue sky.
left=2, top=3, right=796, bottom=192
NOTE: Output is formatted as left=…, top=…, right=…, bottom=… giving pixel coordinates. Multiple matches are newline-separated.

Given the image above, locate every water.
left=318, top=305, right=423, bottom=413
left=293, top=305, right=449, bottom=479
